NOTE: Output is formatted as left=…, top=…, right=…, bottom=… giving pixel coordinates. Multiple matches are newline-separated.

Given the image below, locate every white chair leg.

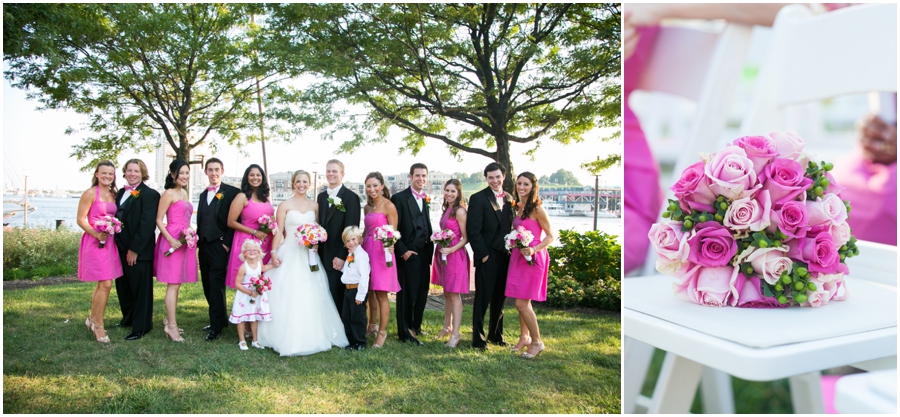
left=623, top=337, right=657, bottom=414
left=648, top=353, right=704, bottom=414
left=700, top=367, right=736, bottom=413
left=789, top=371, right=825, bottom=414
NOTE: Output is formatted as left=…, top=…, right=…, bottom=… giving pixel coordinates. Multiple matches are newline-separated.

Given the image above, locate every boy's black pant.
left=342, top=287, right=367, bottom=347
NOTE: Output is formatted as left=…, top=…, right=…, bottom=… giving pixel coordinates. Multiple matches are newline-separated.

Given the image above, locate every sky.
left=3, top=78, right=622, bottom=192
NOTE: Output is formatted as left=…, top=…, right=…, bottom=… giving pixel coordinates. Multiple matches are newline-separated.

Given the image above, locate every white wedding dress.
left=258, top=210, right=348, bottom=355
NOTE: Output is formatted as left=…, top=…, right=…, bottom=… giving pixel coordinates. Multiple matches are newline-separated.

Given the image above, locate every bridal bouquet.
left=165, top=227, right=198, bottom=257
left=256, top=214, right=278, bottom=237
left=93, top=215, right=123, bottom=248
left=296, top=223, right=328, bottom=272
left=430, top=229, right=455, bottom=265
left=505, top=226, right=535, bottom=265
left=249, top=274, right=272, bottom=304
left=373, top=225, right=401, bottom=267
left=648, top=132, right=859, bottom=308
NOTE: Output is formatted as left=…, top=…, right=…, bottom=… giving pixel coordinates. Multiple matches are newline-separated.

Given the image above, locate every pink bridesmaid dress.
left=430, top=207, right=470, bottom=294
left=362, top=211, right=400, bottom=292
left=77, top=186, right=123, bottom=282
left=504, top=216, right=549, bottom=302
left=154, top=199, right=199, bottom=283
left=623, top=26, right=664, bottom=275
left=226, top=199, right=274, bottom=289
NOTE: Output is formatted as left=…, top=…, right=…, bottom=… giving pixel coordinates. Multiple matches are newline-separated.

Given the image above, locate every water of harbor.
left=4, top=196, right=622, bottom=243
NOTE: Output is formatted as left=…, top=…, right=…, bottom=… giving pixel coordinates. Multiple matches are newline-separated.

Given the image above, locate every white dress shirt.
left=119, top=182, right=142, bottom=205
left=340, top=246, right=371, bottom=302
left=327, top=184, right=343, bottom=200
left=206, top=184, right=220, bottom=205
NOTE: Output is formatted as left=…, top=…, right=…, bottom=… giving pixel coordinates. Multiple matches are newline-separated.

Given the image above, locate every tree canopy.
left=3, top=3, right=311, bottom=169
left=265, top=3, right=621, bottom=191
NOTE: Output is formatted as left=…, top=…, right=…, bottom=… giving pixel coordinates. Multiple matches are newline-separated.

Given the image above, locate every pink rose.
left=671, top=161, right=717, bottom=213
left=743, top=246, right=792, bottom=285
left=774, top=201, right=810, bottom=240
left=815, top=273, right=849, bottom=301
left=648, top=221, right=690, bottom=273
left=724, top=190, right=772, bottom=232
left=672, top=264, right=734, bottom=307
left=824, top=172, right=845, bottom=197
left=769, top=131, right=806, bottom=161
left=733, top=135, right=778, bottom=173
left=731, top=273, right=786, bottom=308
left=686, top=221, right=738, bottom=267
left=704, top=145, right=759, bottom=200
left=806, top=194, right=848, bottom=227
left=758, top=159, right=813, bottom=209
left=801, top=287, right=831, bottom=308
left=797, top=231, right=848, bottom=275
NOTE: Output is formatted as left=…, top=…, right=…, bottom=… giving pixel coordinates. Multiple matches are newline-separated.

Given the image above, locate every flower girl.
left=229, top=239, right=275, bottom=350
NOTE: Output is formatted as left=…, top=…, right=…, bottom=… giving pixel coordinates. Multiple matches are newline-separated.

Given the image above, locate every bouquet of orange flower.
left=296, top=223, right=328, bottom=271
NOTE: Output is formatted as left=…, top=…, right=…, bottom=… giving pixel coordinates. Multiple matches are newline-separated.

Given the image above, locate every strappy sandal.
left=164, top=325, right=185, bottom=342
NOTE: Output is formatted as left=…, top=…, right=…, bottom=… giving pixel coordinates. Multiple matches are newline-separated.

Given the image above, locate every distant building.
left=222, top=176, right=242, bottom=189
left=384, top=171, right=452, bottom=196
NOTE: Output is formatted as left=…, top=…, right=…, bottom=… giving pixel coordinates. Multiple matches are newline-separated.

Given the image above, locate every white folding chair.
left=738, top=4, right=898, bottom=413
left=624, top=22, right=752, bottom=414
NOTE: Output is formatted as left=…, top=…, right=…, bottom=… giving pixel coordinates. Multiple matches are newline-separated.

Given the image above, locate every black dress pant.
left=199, top=241, right=229, bottom=333
left=342, top=288, right=368, bottom=347
left=396, top=250, right=431, bottom=339
left=472, top=248, right=509, bottom=348
left=115, top=256, right=154, bottom=333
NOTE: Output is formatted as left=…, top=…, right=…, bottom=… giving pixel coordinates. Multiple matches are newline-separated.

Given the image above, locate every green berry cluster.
left=805, top=160, right=834, bottom=200
left=760, top=262, right=816, bottom=305
left=839, top=235, right=860, bottom=262
left=661, top=195, right=730, bottom=232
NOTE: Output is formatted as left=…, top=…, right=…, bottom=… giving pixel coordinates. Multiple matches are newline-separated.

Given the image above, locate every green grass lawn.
left=3, top=281, right=620, bottom=413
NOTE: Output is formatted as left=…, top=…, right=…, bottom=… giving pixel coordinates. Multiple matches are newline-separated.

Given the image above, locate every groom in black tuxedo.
left=466, top=162, right=514, bottom=349
left=392, top=163, right=434, bottom=345
left=114, top=159, right=160, bottom=341
left=197, top=157, right=240, bottom=342
left=317, top=159, right=362, bottom=311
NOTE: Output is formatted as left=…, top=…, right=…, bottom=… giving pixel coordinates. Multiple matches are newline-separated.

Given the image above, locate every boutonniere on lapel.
left=424, top=195, right=431, bottom=206
left=130, top=189, right=141, bottom=199
left=215, top=192, right=224, bottom=203
left=328, top=196, right=346, bottom=212
left=346, top=253, right=355, bottom=265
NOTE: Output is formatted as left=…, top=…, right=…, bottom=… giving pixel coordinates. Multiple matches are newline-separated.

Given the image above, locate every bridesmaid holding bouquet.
left=505, top=172, right=554, bottom=359
left=76, top=160, right=123, bottom=343
left=154, top=159, right=198, bottom=342
left=226, top=164, right=275, bottom=289
left=361, top=172, right=400, bottom=349
left=430, top=179, right=471, bottom=348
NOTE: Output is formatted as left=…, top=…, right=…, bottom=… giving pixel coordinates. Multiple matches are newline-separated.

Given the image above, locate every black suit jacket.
left=114, top=182, right=161, bottom=261
left=465, top=187, right=514, bottom=263
left=197, top=183, right=241, bottom=249
left=317, top=185, right=362, bottom=265
left=391, top=188, right=434, bottom=263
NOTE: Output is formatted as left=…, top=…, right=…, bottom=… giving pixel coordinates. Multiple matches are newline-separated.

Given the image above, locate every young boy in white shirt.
left=340, top=226, right=370, bottom=350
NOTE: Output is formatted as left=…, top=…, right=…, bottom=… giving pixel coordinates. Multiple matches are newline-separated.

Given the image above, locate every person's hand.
left=271, top=253, right=282, bottom=267
left=253, top=230, right=267, bottom=240
left=520, top=247, right=535, bottom=257
left=440, top=247, right=455, bottom=255
left=333, top=257, right=345, bottom=270
left=482, top=255, right=489, bottom=263
left=126, top=250, right=138, bottom=266
left=168, top=238, right=182, bottom=251
left=222, top=244, right=229, bottom=253
left=251, top=290, right=259, bottom=298
left=859, top=114, right=897, bottom=165
left=356, top=299, right=363, bottom=305
left=96, top=231, right=109, bottom=242
left=402, top=250, right=417, bottom=261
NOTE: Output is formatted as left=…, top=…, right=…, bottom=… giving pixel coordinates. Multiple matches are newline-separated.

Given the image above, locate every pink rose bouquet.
left=165, top=227, right=198, bottom=257
left=296, top=223, right=328, bottom=271
left=256, top=214, right=278, bottom=237
left=249, top=274, right=272, bottom=304
left=649, top=132, right=859, bottom=308
left=373, top=225, right=401, bottom=267
left=430, top=229, right=456, bottom=265
left=505, top=226, right=536, bottom=265
left=93, top=215, right=123, bottom=248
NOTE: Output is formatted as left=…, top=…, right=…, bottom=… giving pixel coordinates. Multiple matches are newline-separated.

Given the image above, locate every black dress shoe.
left=473, top=345, right=488, bottom=352
left=113, top=322, right=131, bottom=328
left=402, top=335, right=425, bottom=346
left=355, top=344, right=366, bottom=351
left=125, top=331, right=148, bottom=341
left=490, top=339, right=510, bottom=347
left=201, top=325, right=212, bottom=331
left=205, top=331, right=222, bottom=342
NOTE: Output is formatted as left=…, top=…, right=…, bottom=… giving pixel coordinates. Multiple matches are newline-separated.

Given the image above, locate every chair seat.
left=624, top=275, right=897, bottom=380
left=834, top=368, right=897, bottom=413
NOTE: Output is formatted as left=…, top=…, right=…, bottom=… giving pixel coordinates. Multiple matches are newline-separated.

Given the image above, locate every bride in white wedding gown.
left=258, top=171, right=348, bottom=355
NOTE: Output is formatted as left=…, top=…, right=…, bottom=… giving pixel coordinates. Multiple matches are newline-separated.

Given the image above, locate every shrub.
left=3, top=227, right=81, bottom=280
left=544, top=229, right=621, bottom=311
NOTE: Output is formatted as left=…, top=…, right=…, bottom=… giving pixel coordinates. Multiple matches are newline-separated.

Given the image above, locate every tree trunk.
left=495, top=134, right=515, bottom=193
